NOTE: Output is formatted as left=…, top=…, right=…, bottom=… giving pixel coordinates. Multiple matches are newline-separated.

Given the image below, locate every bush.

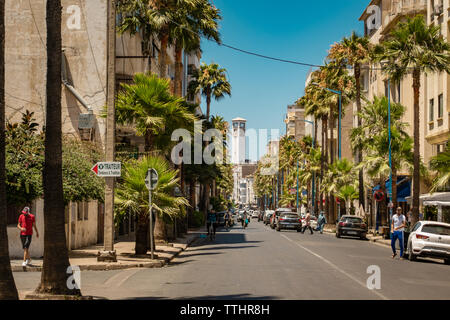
left=191, top=211, right=205, bottom=228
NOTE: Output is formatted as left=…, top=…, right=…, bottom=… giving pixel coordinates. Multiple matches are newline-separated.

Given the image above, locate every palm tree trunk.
left=36, top=0, right=77, bottom=295
left=380, top=179, right=388, bottom=226
left=354, top=64, right=365, bottom=210
left=411, top=68, right=421, bottom=226
left=135, top=213, right=149, bottom=255
left=174, top=41, right=183, bottom=97
left=203, top=182, right=211, bottom=220
left=159, top=30, right=169, bottom=79
left=0, top=0, right=19, bottom=298
left=154, top=212, right=168, bottom=242
left=320, top=119, right=325, bottom=213
left=206, top=93, right=211, bottom=121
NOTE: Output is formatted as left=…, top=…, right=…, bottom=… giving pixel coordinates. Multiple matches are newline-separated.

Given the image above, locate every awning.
left=406, top=192, right=450, bottom=207
left=372, top=176, right=411, bottom=202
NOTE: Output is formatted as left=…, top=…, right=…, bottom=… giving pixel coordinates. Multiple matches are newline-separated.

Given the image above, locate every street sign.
left=145, top=168, right=159, bottom=191
left=374, top=190, right=384, bottom=202
left=91, top=162, right=121, bottom=177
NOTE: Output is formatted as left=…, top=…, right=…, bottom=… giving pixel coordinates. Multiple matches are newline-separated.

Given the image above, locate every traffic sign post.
left=146, top=169, right=159, bottom=260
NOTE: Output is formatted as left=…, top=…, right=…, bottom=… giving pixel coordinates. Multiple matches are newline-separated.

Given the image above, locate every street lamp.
left=311, top=82, right=342, bottom=160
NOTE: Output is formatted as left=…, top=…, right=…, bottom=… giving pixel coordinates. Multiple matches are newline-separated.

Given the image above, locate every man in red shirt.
left=17, top=207, right=39, bottom=266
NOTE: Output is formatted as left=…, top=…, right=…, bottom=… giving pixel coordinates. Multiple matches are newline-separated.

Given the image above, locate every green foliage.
left=191, top=210, right=205, bottom=228
left=429, top=140, right=450, bottom=192
left=115, top=156, right=189, bottom=221
left=5, top=111, right=104, bottom=205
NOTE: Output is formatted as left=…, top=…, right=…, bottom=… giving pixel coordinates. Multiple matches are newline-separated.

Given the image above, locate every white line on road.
left=280, top=234, right=389, bottom=300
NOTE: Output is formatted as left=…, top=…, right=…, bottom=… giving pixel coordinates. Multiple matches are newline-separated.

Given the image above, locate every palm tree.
left=429, top=140, right=450, bottom=193
left=171, top=0, right=221, bottom=97
left=329, top=31, right=371, bottom=209
left=116, top=73, right=197, bottom=152
left=375, top=15, right=450, bottom=225
left=336, top=185, right=359, bottom=215
left=351, top=96, right=414, bottom=224
left=0, top=0, right=19, bottom=300
left=36, top=0, right=77, bottom=296
left=188, top=62, right=231, bottom=120
left=115, top=156, right=189, bottom=254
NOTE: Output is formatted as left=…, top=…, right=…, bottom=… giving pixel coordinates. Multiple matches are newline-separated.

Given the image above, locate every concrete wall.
left=6, top=0, right=108, bottom=146
left=8, top=199, right=99, bottom=259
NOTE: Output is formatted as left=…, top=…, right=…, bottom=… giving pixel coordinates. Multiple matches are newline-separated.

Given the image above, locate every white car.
left=407, top=221, right=450, bottom=264
left=251, top=211, right=259, bottom=219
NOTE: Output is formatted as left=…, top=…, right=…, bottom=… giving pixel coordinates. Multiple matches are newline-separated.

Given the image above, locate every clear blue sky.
left=200, top=0, right=367, bottom=160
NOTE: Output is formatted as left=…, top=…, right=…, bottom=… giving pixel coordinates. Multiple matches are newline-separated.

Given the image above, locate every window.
left=412, top=222, right=421, bottom=232
left=77, top=203, right=83, bottom=221
left=438, top=94, right=444, bottom=119
left=429, top=99, right=434, bottom=122
left=421, top=224, right=450, bottom=236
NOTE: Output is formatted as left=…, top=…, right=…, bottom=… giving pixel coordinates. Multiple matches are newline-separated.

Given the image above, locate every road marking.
left=280, top=234, right=389, bottom=300
left=104, top=269, right=141, bottom=288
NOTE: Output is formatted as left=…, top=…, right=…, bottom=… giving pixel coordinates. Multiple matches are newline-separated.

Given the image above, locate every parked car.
left=407, top=221, right=450, bottom=264
left=251, top=211, right=259, bottom=219
left=336, top=215, right=368, bottom=240
left=217, top=211, right=227, bottom=227
left=263, top=210, right=274, bottom=225
left=276, top=213, right=302, bottom=232
left=270, top=208, right=294, bottom=229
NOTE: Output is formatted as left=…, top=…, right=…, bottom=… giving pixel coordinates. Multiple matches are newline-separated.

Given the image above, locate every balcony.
left=382, top=0, right=427, bottom=36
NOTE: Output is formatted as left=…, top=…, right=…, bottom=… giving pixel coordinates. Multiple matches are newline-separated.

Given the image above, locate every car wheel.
left=276, top=226, right=281, bottom=232
left=444, top=259, right=450, bottom=265
left=336, top=231, right=340, bottom=238
left=360, top=234, right=367, bottom=240
left=408, top=243, right=417, bottom=261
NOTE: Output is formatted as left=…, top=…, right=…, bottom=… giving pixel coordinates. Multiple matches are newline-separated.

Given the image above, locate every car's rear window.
left=421, top=225, right=450, bottom=236
left=343, top=217, right=363, bottom=223
left=282, top=214, right=299, bottom=218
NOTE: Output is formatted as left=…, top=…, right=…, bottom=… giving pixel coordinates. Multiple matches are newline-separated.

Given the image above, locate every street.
left=13, top=221, right=450, bottom=300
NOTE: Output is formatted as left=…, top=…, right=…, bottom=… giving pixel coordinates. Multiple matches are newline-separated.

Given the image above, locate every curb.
left=12, top=234, right=199, bottom=273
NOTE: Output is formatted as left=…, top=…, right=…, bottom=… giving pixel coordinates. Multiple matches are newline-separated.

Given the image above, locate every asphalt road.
left=13, top=220, right=450, bottom=300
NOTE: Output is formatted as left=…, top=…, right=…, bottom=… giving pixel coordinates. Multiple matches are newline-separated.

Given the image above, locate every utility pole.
left=98, top=0, right=117, bottom=262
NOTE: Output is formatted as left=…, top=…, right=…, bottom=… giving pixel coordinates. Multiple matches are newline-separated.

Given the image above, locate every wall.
left=8, top=199, right=99, bottom=259
left=5, top=0, right=108, bottom=147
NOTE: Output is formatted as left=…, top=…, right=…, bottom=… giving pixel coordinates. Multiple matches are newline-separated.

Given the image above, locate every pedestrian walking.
left=224, top=212, right=230, bottom=230
left=17, top=207, right=39, bottom=266
left=206, top=209, right=218, bottom=240
left=301, top=211, right=314, bottom=235
left=316, top=211, right=327, bottom=234
left=391, top=207, right=406, bottom=259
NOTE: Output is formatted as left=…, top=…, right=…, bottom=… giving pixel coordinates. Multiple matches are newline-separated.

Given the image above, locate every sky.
left=199, top=0, right=368, bottom=161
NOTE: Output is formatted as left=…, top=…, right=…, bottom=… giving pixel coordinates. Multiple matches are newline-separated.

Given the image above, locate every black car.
left=276, top=213, right=302, bottom=232
left=217, top=211, right=227, bottom=227
left=336, top=215, right=368, bottom=240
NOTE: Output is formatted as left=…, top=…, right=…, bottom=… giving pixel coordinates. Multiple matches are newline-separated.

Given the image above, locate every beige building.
left=285, top=104, right=306, bottom=141
left=5, top=0, right=201, bottom=151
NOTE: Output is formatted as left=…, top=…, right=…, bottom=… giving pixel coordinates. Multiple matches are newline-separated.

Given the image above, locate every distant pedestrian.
left=316, top=211, right=327, bottom=234
left=206, top=210, right=218, bottom=240
left=301, top=211, right=314, bottom=235
left=391, top=207, right=406, bottom=259
left=17, top=207, right=39, bottom=267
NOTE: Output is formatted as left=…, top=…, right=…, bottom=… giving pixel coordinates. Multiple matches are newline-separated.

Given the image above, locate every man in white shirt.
left=391, top=207, right=406, bottom=259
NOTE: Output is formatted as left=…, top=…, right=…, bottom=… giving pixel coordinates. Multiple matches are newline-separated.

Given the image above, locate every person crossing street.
left=391, top=207, right=407, bottom=259
left=301, top=211, right=314, bottom=235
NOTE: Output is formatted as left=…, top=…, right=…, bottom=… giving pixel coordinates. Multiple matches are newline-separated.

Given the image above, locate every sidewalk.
left=11, top=230, right=201, bottom=272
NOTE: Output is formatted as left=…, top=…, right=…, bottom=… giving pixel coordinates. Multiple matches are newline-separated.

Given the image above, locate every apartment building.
left=284, top=104, right=306, bottom=141
left=5, top=0, right=201, bottom=151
